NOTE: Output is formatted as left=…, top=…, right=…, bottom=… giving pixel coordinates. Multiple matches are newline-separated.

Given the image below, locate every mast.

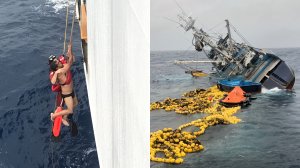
left=225, top=19, right=233, bottom=52
left=192, top=28, right=232, bottom=60
left=177, top=13, right=232, bottom=61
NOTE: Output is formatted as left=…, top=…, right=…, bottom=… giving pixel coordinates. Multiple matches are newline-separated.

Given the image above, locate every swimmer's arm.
left=62, top=44, right=74, bottom=72
left=51, top=71, right=59, bottom=84
left=67, top=43, right=74, bottom=65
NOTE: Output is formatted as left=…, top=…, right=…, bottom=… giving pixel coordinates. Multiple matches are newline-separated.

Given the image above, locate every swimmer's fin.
left=69, top=121, right=78, bottom=137
left=52, top=107, right=63, bottom=137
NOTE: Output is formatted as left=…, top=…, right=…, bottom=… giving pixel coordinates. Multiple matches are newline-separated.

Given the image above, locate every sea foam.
left=46, top=0, right=75, bottom=13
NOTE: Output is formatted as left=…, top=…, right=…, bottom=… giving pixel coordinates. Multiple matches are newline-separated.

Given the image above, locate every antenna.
left=173, top=0, right=186, bottom=15
left=225, top=19, right=233, bottom=52
left=176, top=13, right=195, bottom=31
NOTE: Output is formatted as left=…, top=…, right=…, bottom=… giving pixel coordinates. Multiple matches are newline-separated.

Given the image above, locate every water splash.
left=46, top=0, right=75, bottom=13
left=84, top=147, right=97, bottom=155
left=261, top=87, right=283, bottom=95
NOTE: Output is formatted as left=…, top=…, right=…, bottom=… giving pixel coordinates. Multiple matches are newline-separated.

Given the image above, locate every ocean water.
left=151, top=49, right=300, bottom=168
left=0, top=0, right=99, bottom=167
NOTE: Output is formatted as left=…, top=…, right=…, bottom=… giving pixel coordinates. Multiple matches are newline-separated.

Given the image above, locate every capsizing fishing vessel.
left=175, top=12, right=295, bottom=90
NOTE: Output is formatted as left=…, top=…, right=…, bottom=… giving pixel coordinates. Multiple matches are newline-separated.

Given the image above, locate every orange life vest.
left=49, top=55, right=68, bottom=92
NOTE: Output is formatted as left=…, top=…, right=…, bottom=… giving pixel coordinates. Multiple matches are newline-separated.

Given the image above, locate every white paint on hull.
left=85, top=0, right=149, bottom=167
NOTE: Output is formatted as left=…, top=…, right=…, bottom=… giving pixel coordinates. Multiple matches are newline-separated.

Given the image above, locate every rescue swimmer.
left=49, top=43, right=78, bottom=129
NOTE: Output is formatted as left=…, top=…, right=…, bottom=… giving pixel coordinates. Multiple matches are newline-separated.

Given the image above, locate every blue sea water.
left=151, top=49, right=300, bottom=168
left=0, top=0, right=99, bottom=167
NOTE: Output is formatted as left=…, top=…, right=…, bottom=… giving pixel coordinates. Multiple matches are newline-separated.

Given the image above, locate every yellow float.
left=150, top=86, right=242, bottom=164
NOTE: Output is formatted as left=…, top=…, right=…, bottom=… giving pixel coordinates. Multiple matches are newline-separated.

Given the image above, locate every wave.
left=261, top=87, right=283, bottom=94
left=261, top=87, right=295, bottom=96
left=84, top=147, right=97, bottom=155
left=45, top=0, right=75, bottom=13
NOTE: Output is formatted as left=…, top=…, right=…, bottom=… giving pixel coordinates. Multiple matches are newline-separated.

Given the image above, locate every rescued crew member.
left=48, top=54, right=69, bottom=92
left=49, top=55, right=62, bottom=93
left=49, top=43, right=78, bottom=128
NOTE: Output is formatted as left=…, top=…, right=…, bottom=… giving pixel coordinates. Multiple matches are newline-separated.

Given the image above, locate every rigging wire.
left=229, top=23, right=252, bottom=46
left=207, top=20, right=225, bottom=32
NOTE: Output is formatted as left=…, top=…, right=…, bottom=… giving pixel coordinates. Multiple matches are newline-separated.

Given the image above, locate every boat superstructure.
left=176, top=13, right=295, bottom=89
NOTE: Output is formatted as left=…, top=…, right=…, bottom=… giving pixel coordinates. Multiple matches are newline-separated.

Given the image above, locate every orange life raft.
left=220, top=86, right=251, bottom=107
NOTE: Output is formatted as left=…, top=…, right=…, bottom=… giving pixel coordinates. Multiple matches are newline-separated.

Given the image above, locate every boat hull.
left=218, top=53, right=295, bottom=90
left=217, top=80, right=262, bottom=93
left=259, top=60, right=295, bottom=89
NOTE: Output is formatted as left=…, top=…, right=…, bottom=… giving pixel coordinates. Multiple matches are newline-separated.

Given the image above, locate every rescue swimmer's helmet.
left=48, top=55, right=56, bottom=65
left=58, top=55, right=67, bottom=64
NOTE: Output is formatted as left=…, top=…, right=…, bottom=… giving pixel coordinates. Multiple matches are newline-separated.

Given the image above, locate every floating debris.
left=191, top=71, right=207, bottom=77
left=150, top=86, right=241, bottom=164
left=151, top=86, right=225, bottom=114
left=185, top=70, right=208, bottom=78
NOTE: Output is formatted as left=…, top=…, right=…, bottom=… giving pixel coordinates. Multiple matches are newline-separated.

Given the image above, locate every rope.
left=207, top=20, right=225, bottom=32
left=64, top=0, right=79, bottom=126
left=63, top=0, right=70, bottom=54
left=69, top=0, right=78, bottom=44
left=61, top=0, right=78, bottom=101
left=63, top=0, right=78, bottom=54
